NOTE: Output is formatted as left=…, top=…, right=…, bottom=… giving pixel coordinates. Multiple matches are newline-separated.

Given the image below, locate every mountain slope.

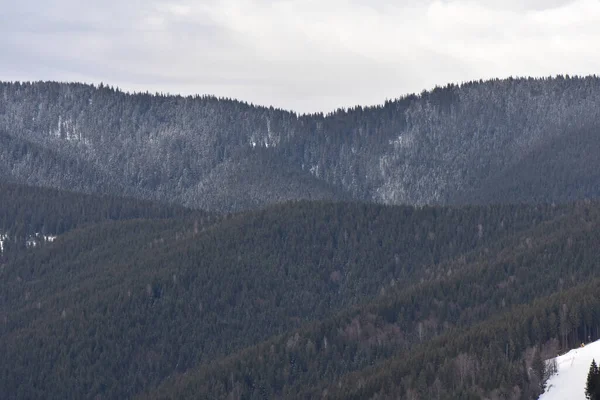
left=178, top=148, right=349, bottom=212
left=0, top=182, right=200, bottom=233
left=144, top=200, right=600, bottom=399
left=316, top=279, right=600, bottom=400
left=2, top=77, right=600, bottom=211
left=0, top=129, right=124, bottom=196
left=455, top=123, right=600, bottom=205
left=0, top=194, right=572, bottom=399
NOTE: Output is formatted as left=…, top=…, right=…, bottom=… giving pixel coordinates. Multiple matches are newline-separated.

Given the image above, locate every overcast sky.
left=2, top=0, right=600, bottom=113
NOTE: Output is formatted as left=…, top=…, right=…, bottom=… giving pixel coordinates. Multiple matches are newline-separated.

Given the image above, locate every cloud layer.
left=1, top=0, right=599, bottom=112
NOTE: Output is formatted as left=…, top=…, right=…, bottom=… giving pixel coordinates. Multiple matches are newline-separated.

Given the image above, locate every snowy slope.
left=539, top=340, right=600, bottom=400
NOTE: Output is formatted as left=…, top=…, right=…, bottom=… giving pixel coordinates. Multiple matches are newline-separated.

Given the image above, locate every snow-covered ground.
left=539, top=340, right=600, bottom=400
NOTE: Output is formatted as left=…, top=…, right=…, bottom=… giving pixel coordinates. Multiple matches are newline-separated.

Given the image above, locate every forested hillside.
left=147, top=200, right=600, bottom=400
left=0, top=183, right=206, bottom=261
left=1, top=76, right=600, bottom=211
left=0, top=182, right=200, bottom=235
left=1, top=184, right=599, bottom=399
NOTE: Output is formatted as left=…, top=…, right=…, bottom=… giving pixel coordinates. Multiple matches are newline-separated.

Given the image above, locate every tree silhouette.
left=586, top=359, right=600, bottom=400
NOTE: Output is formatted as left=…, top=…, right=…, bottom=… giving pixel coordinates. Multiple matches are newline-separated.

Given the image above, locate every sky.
left=2, top=0, right=600, bottom=113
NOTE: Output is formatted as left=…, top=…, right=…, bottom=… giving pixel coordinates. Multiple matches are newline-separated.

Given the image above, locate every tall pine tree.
left=585, top=359, right=600, bottom=400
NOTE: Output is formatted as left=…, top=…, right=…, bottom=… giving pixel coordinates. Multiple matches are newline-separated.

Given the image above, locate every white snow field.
left=539, top=340, right=600, bottom=400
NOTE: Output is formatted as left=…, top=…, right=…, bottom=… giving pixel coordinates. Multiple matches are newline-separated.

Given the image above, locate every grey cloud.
left=1, top=0, right=599, bottom=112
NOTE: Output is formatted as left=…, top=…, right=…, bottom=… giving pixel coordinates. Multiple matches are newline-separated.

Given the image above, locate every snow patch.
left=309, top=164, right=320, bottom=178
left=51, top=115, right=86, bottom=144
left=389, top=132, right=414, bottom=149
left=248, top=117, right=280, bottom=149
left=539, top=340, right=600, bottom=400
left=0, top=233, right=6, bottom=252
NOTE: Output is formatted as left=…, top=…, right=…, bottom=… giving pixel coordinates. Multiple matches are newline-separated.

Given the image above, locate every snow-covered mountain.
left=539, top=340, right=600, bottom=400
left=2, top=77, right=600, bottom=212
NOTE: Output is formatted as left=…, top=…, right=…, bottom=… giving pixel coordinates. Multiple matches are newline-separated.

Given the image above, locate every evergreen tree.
left=585, top=359, right=600, bottom=400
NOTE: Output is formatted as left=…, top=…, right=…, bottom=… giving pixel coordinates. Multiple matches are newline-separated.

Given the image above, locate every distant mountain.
left=1, top=76, right=600, bottom=211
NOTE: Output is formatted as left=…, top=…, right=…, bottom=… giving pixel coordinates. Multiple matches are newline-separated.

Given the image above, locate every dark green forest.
left=1, top=183, right=599, bottom=399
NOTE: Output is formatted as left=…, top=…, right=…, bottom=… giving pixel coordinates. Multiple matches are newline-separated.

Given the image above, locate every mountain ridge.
left=2, top=76, right=600, bottom=211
